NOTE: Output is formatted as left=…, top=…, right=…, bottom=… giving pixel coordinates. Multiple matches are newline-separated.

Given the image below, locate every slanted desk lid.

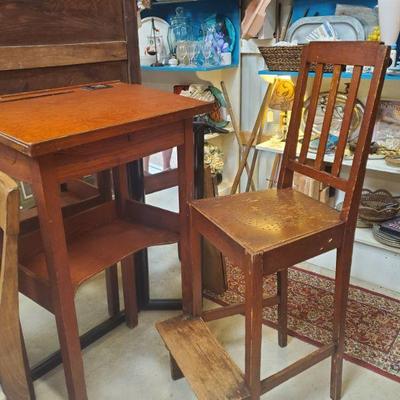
left=0, top=82, right=212, bottom=157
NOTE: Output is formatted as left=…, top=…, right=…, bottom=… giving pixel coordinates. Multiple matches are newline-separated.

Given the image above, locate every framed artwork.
left=373, top=100, right=400, bottom=150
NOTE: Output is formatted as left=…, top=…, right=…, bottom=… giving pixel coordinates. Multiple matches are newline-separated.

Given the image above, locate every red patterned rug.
left=205, top=261, right=400, bottom=383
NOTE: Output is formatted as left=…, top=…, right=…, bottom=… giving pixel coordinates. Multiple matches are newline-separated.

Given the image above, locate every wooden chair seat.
left=191, top=188, right=343, bottom=255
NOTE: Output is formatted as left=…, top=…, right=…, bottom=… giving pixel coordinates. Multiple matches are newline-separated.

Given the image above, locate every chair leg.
left=277, top=269, right=288, bottom=348
left=20, top=323, right=36, bottom=400
left=0, top=318, right=34, bottom=400
left=330, top=245, right=352, bottom=400
left=105, top=265, right=120, bottom=317
left=191, top=223, right=203, bottom=317
left=245, top=255, right=264, bottom=400
left=121, top=256, right=138, bottom=329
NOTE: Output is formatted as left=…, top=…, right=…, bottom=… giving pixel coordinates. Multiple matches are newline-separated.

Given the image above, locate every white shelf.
left=355, top=227, right=400, bottom=254
left=204, top=125, right=234, bottom=141
left=256, top=140, right=400, bottom=175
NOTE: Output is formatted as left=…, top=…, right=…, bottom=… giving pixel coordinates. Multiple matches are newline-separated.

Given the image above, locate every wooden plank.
left=125, top=199, right=180, bottom=234
left=202, top=295, right=280, bottom=322
left=157, top=316, right=251, bottom=400
left=0, top=62, right=128, bottom=95
left=261, top=344, right=335, bottom=394
left=0, top=142, right=32, bottom=182
left=144, top=168, right=178, bottom=194
left=0, top=42, right=127, bottom=71
left=54, top=123, right=184, bottom=181
left=19, top=216, right=179, bottom=290
left=306, top=41, right=384, bottom=67
left=20, top=193, right=102, bottom=234
left=0, top=0, right=125, bottom=46
left=288, top=160, right=348, bottom=192
left=263, top=225, right=344, bottom=275
left=18, top=265, right=53, bottom=313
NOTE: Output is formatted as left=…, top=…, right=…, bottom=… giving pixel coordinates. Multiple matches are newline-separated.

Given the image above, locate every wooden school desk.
left=0, top=81, right=212, bottom=399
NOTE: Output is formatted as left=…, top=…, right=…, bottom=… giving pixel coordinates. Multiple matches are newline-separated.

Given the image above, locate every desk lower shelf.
left=19, top=200, right=179, bottom=311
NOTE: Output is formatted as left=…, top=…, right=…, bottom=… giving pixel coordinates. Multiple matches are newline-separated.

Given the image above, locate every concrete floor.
left=2, top=188, right=399, bottom=399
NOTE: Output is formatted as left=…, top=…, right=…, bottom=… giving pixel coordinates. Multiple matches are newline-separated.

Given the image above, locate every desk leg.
left=31, top=157, right=87, bottom=400
left=177, top=119, right=195, bottom=314
left=113, top=165, right=138, bottom=328
left=97, top=170, right=121, bottom=317
left=127, top=161, right=182, bottom=311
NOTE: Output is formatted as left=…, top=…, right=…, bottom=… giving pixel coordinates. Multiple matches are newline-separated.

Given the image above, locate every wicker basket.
left=385, top=156, right=400, bottom=168
left=358, top=189, right=400, bottom=222
left=259, top=45, right=334, bottom=72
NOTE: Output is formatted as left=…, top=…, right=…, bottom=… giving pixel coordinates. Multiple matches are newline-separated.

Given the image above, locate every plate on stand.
left=139, top=17, right=170, bottom=66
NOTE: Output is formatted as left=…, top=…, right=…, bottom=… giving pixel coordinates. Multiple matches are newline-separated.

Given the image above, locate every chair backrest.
left=278, top=41, right=390, bottom=223
left=0, top=0, right=141, bottom=95
left=0, top=172, right=19, bottom=305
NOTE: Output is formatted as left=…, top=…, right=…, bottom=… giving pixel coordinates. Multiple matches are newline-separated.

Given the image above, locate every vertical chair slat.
left=341, top=45, right=389, bottom=221
left=331, top=65, right=363, bottom=177
left=278, top=49, right=311, bottom=189
left=299, top=63, right=324, bottom=163
left=314, top=65, right=342, bottom=170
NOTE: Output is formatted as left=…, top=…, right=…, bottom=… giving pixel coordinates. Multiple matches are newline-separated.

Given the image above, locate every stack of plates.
left=372, top=224, right=400, bottom=248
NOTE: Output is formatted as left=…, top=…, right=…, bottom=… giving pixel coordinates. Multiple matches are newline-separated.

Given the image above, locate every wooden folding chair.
left=0, top=172, right=35, bottom=399
left=157, top=41, right=390, bottom=400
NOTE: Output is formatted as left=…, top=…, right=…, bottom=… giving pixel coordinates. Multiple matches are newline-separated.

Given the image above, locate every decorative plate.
left=138, top=17, right=170, bottom=65
left=302, top=92, right=365, bottom=144
left=286, top=16, right=365, bottom=44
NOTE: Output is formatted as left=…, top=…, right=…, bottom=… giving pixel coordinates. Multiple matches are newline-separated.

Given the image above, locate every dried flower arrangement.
left=204, top=143, right=224, bottom=175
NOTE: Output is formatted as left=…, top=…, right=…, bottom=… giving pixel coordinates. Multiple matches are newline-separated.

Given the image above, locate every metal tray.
left=286, top=16, right=365, bottom=44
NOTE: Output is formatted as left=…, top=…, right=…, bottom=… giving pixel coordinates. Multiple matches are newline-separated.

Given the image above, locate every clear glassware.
left=202, top=40, right=212, bottom=67
left=168, top=7, right=193, bottom=57
left=176, top=41, right=188, bottom=66
left=187, top=41, right=197, bottom=66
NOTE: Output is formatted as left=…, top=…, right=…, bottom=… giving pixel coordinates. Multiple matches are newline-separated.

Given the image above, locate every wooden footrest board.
left=156, top=316, right=250, bottom=400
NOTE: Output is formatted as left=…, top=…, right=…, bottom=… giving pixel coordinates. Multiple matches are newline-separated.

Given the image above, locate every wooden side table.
left=0, top=81, right=212, bottom=399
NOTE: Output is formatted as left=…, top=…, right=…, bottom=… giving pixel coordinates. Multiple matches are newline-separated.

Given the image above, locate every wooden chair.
left=0, top=172, right=35, bottom=399
left=157, top=41, right=390, bottom=400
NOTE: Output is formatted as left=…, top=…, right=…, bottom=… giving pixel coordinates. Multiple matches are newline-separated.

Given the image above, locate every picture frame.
left=373, top=99, right=400, bottom=150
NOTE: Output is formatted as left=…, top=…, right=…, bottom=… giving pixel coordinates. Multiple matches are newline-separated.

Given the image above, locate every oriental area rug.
left=205, top=261, right=400, bottom=383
